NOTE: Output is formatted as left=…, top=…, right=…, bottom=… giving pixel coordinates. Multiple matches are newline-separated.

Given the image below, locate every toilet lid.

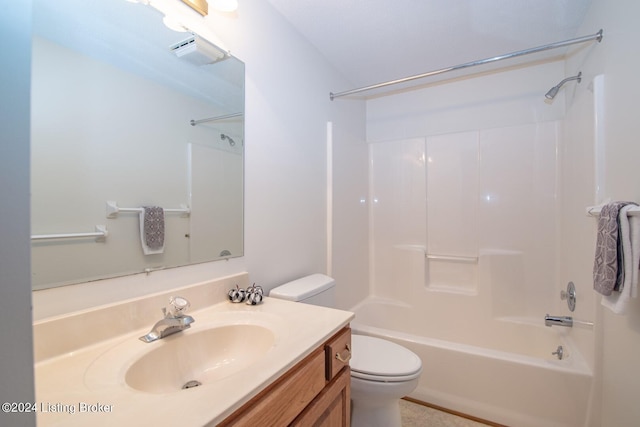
left=350, top=335, right=422, bottom=381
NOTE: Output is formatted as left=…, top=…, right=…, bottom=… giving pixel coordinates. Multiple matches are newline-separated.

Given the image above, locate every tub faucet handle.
left=560, top=282, right=576, bottom=312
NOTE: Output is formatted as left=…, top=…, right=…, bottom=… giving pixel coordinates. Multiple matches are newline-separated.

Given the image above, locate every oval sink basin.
left=125, top=324, right=275, bottom=394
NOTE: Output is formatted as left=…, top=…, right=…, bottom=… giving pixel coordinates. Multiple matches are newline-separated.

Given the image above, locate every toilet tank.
left=269, top=274, right=336, bottom=308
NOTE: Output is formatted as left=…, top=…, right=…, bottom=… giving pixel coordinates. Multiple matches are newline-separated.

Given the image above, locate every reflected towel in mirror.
left=140, top=206, right=165, bottom=255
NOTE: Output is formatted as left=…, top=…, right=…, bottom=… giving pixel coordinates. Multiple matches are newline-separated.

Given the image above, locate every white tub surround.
left=351, top=298, right=593, bottom=427
left=33, top=272, right=353, bottom=426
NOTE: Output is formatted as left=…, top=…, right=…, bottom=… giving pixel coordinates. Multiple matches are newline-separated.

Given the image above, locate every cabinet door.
left=219, top=349, right=326, bottom=427
left=291, top=367, right=351, bottom=427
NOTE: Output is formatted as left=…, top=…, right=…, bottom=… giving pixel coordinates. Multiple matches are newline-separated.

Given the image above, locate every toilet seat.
left=350, top=335, right=422, bottom=382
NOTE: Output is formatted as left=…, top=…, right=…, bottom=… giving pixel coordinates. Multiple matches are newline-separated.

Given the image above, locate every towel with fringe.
left=140, top=206, right=165, bottom=255
left=601, top=204, right=640, bottom=313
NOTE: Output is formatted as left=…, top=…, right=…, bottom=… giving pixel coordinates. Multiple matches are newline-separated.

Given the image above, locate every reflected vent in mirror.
left=170, top=34, right=227, bottom=65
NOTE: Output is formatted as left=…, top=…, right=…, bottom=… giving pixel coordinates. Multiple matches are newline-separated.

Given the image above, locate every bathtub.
left=350, top=298, right=594, bottom=427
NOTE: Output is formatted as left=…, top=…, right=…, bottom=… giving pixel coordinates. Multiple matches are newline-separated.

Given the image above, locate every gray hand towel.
left=602, top=204, right=640, bottom=313
left=593, top=201, right=636, bottom=295
left=142, top=206, right=165, bottom=251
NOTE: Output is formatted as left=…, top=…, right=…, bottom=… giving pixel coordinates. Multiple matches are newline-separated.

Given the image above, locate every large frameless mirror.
left=31, top=0, right=244, bottom=290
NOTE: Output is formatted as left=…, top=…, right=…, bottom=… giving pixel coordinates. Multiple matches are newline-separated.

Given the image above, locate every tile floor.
left=400, top=399, right=490, bottom=427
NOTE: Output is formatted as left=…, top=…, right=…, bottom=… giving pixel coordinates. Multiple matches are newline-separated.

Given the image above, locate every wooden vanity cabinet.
left=219, top=327, right=351, bottom=427
left=290, top=365, right=350, bottom=427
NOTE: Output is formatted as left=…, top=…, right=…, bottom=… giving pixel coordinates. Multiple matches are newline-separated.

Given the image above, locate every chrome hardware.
left=335, top=344, right=352, bottom=363
left=167, top=296, right=190, bottom=317
left=560, top=281, right=577, bottom=312
left=545, top=314, right=573, bottom=328
left=139, top=296, right=195, bottom=343
left=552, top=345, right=564, bottom=360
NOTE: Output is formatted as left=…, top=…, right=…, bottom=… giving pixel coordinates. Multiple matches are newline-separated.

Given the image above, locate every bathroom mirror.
left=31, top=0, right=244, bottom=289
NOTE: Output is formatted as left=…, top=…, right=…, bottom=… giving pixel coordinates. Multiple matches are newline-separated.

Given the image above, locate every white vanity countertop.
left=34, top=296, right=353, bottom=426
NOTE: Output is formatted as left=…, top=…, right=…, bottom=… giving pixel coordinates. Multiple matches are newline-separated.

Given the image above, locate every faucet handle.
left=560, top=282, right=577, bottom=312
left=167, top=296, right=190, bottom=317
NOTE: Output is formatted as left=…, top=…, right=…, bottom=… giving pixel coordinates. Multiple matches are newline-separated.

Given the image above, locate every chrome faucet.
left=139, top=296, right=195, bottom=343
left=544, top=314, right=573, bottom=328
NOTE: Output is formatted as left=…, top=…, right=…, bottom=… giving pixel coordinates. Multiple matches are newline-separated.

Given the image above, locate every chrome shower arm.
left=545, top=72, right=582, bottom=99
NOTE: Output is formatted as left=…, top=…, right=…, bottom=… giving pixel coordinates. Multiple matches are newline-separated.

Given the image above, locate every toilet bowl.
left=269, top=274, right=423, bottom=427
left=349, top=334, right=422, bottom=427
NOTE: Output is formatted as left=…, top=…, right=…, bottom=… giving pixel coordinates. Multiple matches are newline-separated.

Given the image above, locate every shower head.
left=545, top=85, right=560, bottom=100
left=545, top=72, right=582, bottom=100
left=220, top=134, right=236, bottom=146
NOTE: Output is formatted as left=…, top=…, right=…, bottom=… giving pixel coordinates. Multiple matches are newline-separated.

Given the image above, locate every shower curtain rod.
left=190, top=112, right=243, bottom=126
left=330, top=29, right=603, bottom=100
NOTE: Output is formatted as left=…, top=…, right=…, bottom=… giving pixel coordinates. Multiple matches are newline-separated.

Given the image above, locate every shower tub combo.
left=358, top=66, right=602, bottom=426
left=350, top=297, right=593, bottom=427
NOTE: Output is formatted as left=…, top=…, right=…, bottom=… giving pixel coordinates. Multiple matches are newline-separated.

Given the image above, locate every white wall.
left=230, top=0, right=368, bottom=309
left=221, top=1, right=367, bottom=290
left=0, top=1, right=36, bottom=426
left=565, top=1, right=640, bottom=425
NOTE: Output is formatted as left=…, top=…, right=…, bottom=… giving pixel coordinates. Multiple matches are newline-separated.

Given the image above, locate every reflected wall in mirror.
left=31, top=0, right=244, bottom=290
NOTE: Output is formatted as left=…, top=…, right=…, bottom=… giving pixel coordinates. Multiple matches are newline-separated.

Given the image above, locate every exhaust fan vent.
left=170, top=34, right=227, bottom=65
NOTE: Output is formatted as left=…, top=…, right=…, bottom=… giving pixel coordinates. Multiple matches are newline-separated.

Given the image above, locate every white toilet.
left=269, top=274, right=422, bottom=427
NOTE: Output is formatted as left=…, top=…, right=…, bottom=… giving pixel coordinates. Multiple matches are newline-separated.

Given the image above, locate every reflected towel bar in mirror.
left=190, top=112, right=243, bottom=126
left=32, top=225, right=108, bottom=242
left=106, top=201, right=191, bottom=219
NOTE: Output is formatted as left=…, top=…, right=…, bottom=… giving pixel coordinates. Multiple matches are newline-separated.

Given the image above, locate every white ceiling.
left=266, top=0, right=594, bottom=96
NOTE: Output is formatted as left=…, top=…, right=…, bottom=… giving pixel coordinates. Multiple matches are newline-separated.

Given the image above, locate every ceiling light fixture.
left=162, top=15, right=188, bottom=32
left=181, top=0, right=208, bottom=16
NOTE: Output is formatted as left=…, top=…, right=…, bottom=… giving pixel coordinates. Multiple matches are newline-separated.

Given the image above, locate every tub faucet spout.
left=545, top=314, right=573, bottom=328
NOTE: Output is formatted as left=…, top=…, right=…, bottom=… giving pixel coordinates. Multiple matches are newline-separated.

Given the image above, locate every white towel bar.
left=106, top=201, right=190, bottom=219
left=586, top=204, right=640, bottom=217
left=32, top=225, right=108, bottom=241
